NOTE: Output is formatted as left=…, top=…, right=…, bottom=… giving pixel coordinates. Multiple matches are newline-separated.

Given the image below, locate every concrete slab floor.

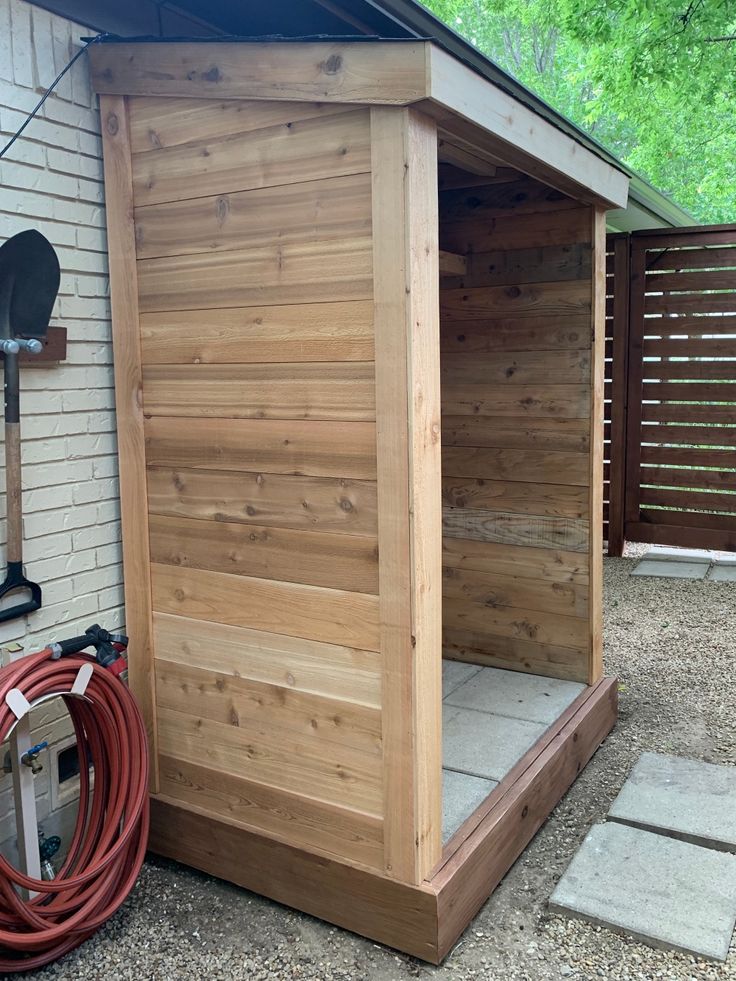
left=442, top=768, right=497, bottom=844
left=442, top=660, right=482, bottom=700
left=609, top=751, right=736, bottom=853
left=631, top=558, right=710, bottom=579
left=444, top=666, right=585, bottom=725
left=550, top=821, right=736, bottom=961
left=443, top=704, right=546, bottom=782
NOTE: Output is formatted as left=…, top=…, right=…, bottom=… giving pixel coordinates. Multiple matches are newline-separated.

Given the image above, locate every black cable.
left=0, top=34, right=108, bottom=161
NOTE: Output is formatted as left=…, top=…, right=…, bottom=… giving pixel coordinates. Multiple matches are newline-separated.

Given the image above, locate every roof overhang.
left=89, top=38, right=629, bottom=210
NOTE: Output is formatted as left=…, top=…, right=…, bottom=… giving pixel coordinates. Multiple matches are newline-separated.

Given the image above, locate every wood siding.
left=439, top=179, right=601, bottom=683
left=128, top=98, right=386, bottom=869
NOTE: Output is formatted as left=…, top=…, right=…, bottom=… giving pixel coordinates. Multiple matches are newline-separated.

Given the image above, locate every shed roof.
left=35, top=0, right=692, bottom=228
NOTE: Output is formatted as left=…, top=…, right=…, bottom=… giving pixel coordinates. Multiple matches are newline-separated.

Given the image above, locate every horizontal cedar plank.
left=641, top=381, right=736, bottom=403
left=438, top=178, right=577, bottom=220
left=442, top=383, right=590, bottom=419
left=640, top=444, right=736, bottom=468
left=147, top=467, right=378, bottom=536
left=144, top=417, right=377, bottom=480
left=442, top=566, right=588, bottom=618
left=642, top=403, right=736, bottom=425
left=439, top=250, right=468, bottom=276
left=152, top=564, right=380, bottom=651
left=440, top=206, right=591, bottom=253
left=442, top=475, right=588, bottom=519
left=442, top=630, right=587, bottom=683
left=641, top=315, right=736, bottom=336
left=155, top=658, right=381, bottom=755
left=441, top=244, right=590, bottom=289
left=149, top=512, right=378, bottom=594
left=128, top=98, right=358, bottom=154
left=139, top=300, right=374, bottom=365
left=137, top=237, right=372, bottom=312
left=642, top=246, right=736, bottom=273
left=442, top=507, right=588, bottom=552
left=441, top=538, right=588, bottom=584
left=642, top=361, right=736, bottom=382
left=639, top=487, right=736, bottom=513
left=623, top=521, right=736, bottom=550
left=639, top=466, right=736, bottom=492
left=443, top=596, right=588, bottom=650
left=132, top=109, right=371, bottom=206
left=643, top=338, right=736, bottom=358
left=158, top=754, right=384, bottom=870
left=158, top=706, right=382, bottom=815
left=644, top=292, right=736, bottom=316
left=142, top=362, right=375, bottom=421
left=90, top=41, right=429, bottom=103
left=442, top=446, right=588, bottom=486
left=440, top=314, right=591, bottom=353
left=641, top=424, right=736, bottom=447
left=638, top=507, right=736, bottom=532
left=440, top=279, right=590, bottom=321
left=645, top=270, right=736, bottom=292
left=135, top=172, right=371, bottom=259
left=442, top=415, right=589, bottom=452
left=441, top=350, right=590, bottom=386
left=153, top=613, right=381, bottom=708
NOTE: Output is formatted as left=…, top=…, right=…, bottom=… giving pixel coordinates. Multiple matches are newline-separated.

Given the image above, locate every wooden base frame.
left=148, top=676, right=617, bottom=963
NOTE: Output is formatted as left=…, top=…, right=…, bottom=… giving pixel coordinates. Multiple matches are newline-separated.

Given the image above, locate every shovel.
left=0, top=230, right=60, bottom=623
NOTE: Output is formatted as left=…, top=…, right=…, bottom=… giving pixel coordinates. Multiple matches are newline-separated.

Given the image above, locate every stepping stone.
left=645, top=545, right=714, bottom=563
left=442, top=768, right=497, bottom=843
left=709, top=563, right=736, bottom=582
left=550, top=822, right=736, bottom=961
left=442, top=660, right=482, bottom=700
left=444, top=666, right=585, bottom=725
left=443, top=705, right=546, bottom=781
left=609, top=752, right=736, bottom=853
left=632, top=558, right=709, bottom=579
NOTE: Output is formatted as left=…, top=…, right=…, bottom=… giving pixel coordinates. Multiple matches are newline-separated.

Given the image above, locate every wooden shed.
left=90, top=37, right=626, bottom=962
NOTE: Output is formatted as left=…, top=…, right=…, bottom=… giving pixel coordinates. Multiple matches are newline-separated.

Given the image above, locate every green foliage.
left=423, top=0, right=736, bottom=222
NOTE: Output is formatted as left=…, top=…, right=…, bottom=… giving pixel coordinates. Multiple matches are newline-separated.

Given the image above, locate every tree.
left=423, top=0, right=736, bottom=222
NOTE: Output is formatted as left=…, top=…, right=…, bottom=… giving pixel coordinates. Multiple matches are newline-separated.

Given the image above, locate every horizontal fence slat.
left=642, top=361, right=736, bottom=382
left=644, top=292, right=736, bottom=316
left=642, top=246, right=736, bottom=273
left=639, top=507, right=736, bottom=532
left=640, top=466, right=736, bottom=492
left=645, top=270, right=736, bottom=292
left=641, top=381, right=736, bottom=402
left=643, top=338, right=736, bottom=358
left=642, top=315, right=736, bottom=336
left=642, top=402, right=736, bottom=425
left=640, top=444, right=736, bottom=468
left=639, top=486, right=736, bottom=513
left=624, top=521, right=736, bottom=550
left=641, top=424, right=736, bottom=447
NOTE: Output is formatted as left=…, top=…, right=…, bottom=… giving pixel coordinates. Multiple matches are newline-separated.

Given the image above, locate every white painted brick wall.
left=0, top=0, right=123, bottom=853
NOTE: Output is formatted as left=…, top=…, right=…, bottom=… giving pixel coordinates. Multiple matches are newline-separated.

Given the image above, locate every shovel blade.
left=0, top=229, right=61, bottom=340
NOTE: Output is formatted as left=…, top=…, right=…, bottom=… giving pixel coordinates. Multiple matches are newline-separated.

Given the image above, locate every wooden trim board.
left=89, top=41, right=628, bottom=209
left=99, top=95, right=159, bottom=791
left=148, top=676, right=617, bottom=963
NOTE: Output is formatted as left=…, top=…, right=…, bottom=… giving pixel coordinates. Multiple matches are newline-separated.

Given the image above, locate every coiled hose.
left=0, top=635, right=148, bottom=972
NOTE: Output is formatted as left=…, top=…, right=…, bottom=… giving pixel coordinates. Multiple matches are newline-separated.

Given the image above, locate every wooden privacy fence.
left=606, top=224, right=736, bottom=554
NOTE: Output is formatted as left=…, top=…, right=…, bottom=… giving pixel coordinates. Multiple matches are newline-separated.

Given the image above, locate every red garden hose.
left=0, top=628, right=149, bottom=972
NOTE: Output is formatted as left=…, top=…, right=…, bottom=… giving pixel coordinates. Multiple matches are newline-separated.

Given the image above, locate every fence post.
left=607, top=234, right=630, bottom=556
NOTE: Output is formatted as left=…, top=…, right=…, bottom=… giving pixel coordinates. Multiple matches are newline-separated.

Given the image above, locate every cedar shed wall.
left=103, top=96, right=442, bottom=885
left=438, top=181, right=604, bottom=686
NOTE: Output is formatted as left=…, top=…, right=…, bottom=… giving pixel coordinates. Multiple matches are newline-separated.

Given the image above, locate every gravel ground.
left=20, top=553, right=736, bottom=981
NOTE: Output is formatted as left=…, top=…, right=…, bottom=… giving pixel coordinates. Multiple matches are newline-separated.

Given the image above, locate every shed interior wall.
left=438, top=174, right=597, bottom=684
